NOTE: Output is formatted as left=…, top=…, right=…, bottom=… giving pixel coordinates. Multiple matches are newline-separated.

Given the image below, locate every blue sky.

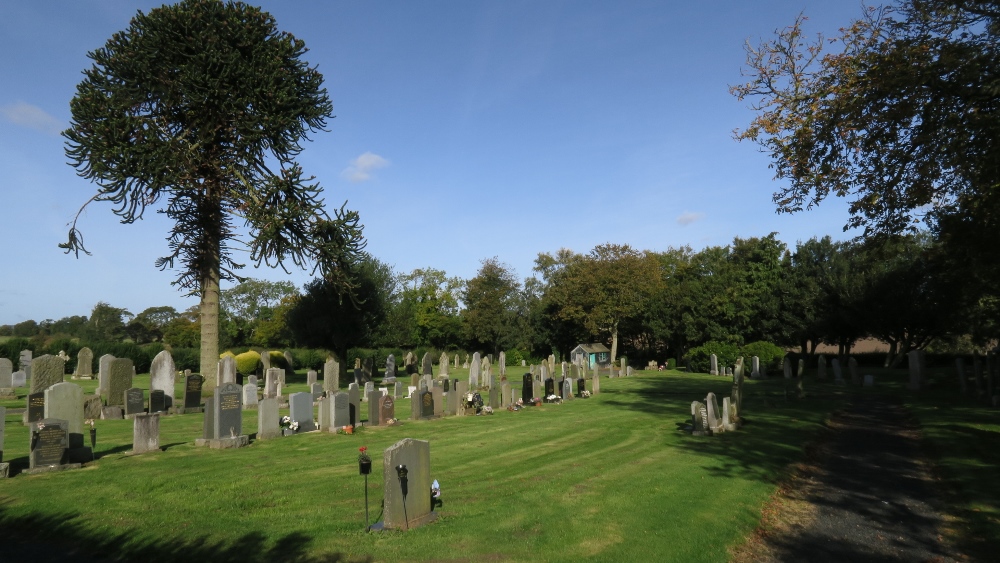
left=0, top=1, right=867, bottom=325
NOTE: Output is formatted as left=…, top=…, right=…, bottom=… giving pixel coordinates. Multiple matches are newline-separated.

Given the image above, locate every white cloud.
left=341, top=152, right=389, bottom=183
left=676, top=211, right=705, bottom=226
left=0, top=101, right=62, bottom=135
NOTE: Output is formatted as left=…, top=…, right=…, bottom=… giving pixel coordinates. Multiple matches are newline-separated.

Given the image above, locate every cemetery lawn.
left=0, top=372, right=909, bottom=561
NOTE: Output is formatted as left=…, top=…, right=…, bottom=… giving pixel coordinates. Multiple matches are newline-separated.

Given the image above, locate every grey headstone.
left=363, top=381, right=374, bottom=402
left=394, top=381, right=403, bottom=399
left=106, top=358, right=134, bottom=407
left=12, top=371, right=25, bottom=388
left=863, top=374, right=875, bottom=387
left=438, top=352, right=449, bottom=377
left=470, top=352, right=481, bottom=387
left=44, top=382, right=85, bottom=449
left=218, top=355, right=237, bottom=386
left=289, top=392, right=316, bottom=432
left=213, top=382, right=242, bottom=439
left=124, top=388, right=145, bottom=416
left=98, top=354, right=115, bottom=395
left=591, top=374, right=600, bottom=394
left=367, top=390, right=381, bottom=426
left=30, top=418, right=68, bottom=469
left=257, top=398, right=281, bottom=439
left=149, top=350, right=176, bottom=408
left=83, top=395, right=102, bottom=419
left=750, top=356, right=760, bottom=379
left=30, top=355, right=65, bottom=394
left=333, top=392, right=350, bottom=428
left=498, top=351, right=506, bottom=377
left=488, top=386, right=499, bottom=409
left=348, top=383, right=360, bottom=426
left=19, top=350, right=32, bottom=379
left=562, top=379, right=573, bottom=401
left=75, top=347, right=94, bottom=377
left=243, top=384, right=258, bottom=409
left=0, top=406, right=5, bottom=457
left=265, top=368, right=281, bottom=398
left=908, top=350, right=922, bottom=390
left=132, top=413, right=160, bottom=454
left=501, top=381, right=512, bottom=407
left=0, top=358, right=11, bottom=388
left=709, top=354, right=718, bottom=375
left=385, top=354, right=396, bottom=379
left=381, top=438, right=435, bottom=530
left=421, top=352, right=433, bottom=376
left=324, top=357, right=340, bottom=392
left=432, top=386, right=444, bottom=416
left=306, top=370, right=317, bottom=387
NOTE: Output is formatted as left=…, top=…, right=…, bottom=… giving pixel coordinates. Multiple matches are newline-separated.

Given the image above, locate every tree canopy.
left=62, top=0, right=364, bottom=384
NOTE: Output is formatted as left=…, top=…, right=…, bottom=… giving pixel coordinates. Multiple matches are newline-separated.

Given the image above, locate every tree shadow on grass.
left=0, top=501, right=371, bottom=563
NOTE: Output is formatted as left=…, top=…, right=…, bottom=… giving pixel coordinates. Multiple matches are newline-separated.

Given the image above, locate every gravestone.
left=907, top=350, right=922, bottom=390
left=83, top=395, right=102, bottom=419
left=306, top=370, right=317, bottom=387
left=29, top=418, right=70, bottom=471
left=363, top=381, right=374, bottom=402
left=705, top=392, right=724, bottom=434
left=498, top=351, right=506, bottom=377
left=379, top=438, right=436, bottom=530
left=783, top=356, right=793, bottom=379
left=532, top=376, right=542, bottom=401
left=394, top=381, right=404, bottom=399
left=124, top=388, right=145, bottom=418
left=832, top=358, right=844, bottom=383
left=265, top=368, right=281, bottom=398
left=454, top=381, right=469, bottom=416
left=311, top=382, right=324, bottom=401
left=218, top=355, right=237, bottom=386
left=722, top=397, right=737, bottom=431
left=848, top=357, right=860, bottom=385
left=367, top=390, right=381, bottom=426
left=420, top=353, right=432, bottom=377
left=817, top=355, right=827, bottom=380
left=363, top=357, right=374, bottom=382
left=421, top=374, right=432, bottom=390
left=243, top=384, right=258, bottom=409
left=19, top=350, right=32, bottom=379
left=75, top=347, right=94, bottom=377
left=385, top=354, right=396, bottom=380
left=501, top=381, right=512, bottom=407
left=354, top=367, right=363, bottom=385
left=544, top=378, right=555, bottom=397
left=0, top=358, right=12, bottom=395
left=149, top=350, right=176, bottom=409
left=487, top=386, right=499, bottom=409
left=106, top=358, right=134, bottom=407
left=576, top=378, right=586, bottom=396
left=132, top=413, right=160, bottom=454
left=348, top=383, right=360, bottom=426
left=333, top=392, right=351, bottom=428
left=521, top=374, right=532, bottom=404
left=12, top=371, right=25, bottom=388
left=150, top=390, right=166, bottom=413
left=257, top=397, right=281, bottom=439
left=27, top=392, right=45, bottom=423
left=212, top=382, right=243, bottom=440
left=289, top=392, right=316, bottom=432
left=30, top=355, right=65, bottom=394
left=419, top=390, right=434, bottom=418
left=432, top=386, right=444, bottom=416
left=324, top=357, right=340, bottom=393
left=863, top=374, right=875, bottom=387
left=591, top=374, right=600, bottom=394
left=44, top=382, right=86, bottom=452
left=98, top=354, right=115, bottom=395
left=469, top=352, right=481, bottom=388
left=691, top=401, right=708, bottom=436
left=379, top=394, right=395, bottom=423
left=183, top=374, right=204, bottom=410
left=562, top=379, right=573, bottom=401
left=750, top=356, right=760, bottom=379
left=709, top=354, right=719, bottom=375
left=318, top=396, right=331, bottom=431
left=261, top=351, right=271, bottom=373
left=439, top=352, right=449, bottom=377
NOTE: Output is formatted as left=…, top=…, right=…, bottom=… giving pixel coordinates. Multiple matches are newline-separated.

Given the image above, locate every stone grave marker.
left=27, top=391, right=45, bottom=423
left=348, top=383, right=360, bottom=426
left=705, top=392, right=723, bottom=434
left=499, top=351, right=506, bottom=377
left=218, top=355, right=237, bottom=386
left=562, top=379, right=573, bottom=401
left=75, top=347, right=94, bottom=378
left=318, top=397, right=331, bottom=431
left=907, top=350, right=922, bottom=390
left=324, top=357, right=340, bottom=393
left=243, top=384, right=258, bottom=409
left=149, top=350, right=175, bottom=409
left=333, top=392, right=350, bottom=428
left=132, top=413, right=160, bottom=454
left=150, top=390, right=166, bottom=413
left=438, top=352, right=449, bottom=377
left=30, top=355, right=65, bottom=394
left=863, top=374, right=875, bottom=387
left=521, top=373, right=533, bottom=403
left=184, top=374, right=204, bottom=410
left=432, top=386, right=444, bottom=416
left=453, top=381, right=468, bottom=416
left=19, top=350, right=32, bottom=379
left=83, top=395, right=102, bottom=419
left=817, top=355, right=827, bottom=380
left=265, top=368, right=281, bottom=398
left=212, top=382, right=243, bottom=439
left=105, top=358, right=134, bottom=407
left=257, top=397, right=281, bottom=439
left=363, top=381, right=374, bottom=401
left=469, top=352, right=481, bottom=387
left=289, top=392, right=316, bottom=432
left=311, top=382, right=324, bottom=401
left=380, top=438, right=436, bottom=530
left=29, top=418, right=69, bottom=470
left=362, top=357, right=373, bottom=382
left=385, top=355, right=396, bottom=380
left=709, top=354, right=719, bottom=375
left=501, top=381, right=512, bottom=407
left=750, top=356, right=760, bottom=379
left=0, top=406, right=5, bottom=471
left=0, top=358, right=12, bottom=394
left=576, top=378, right=586, bottom=396
left=420, top=389, right=434, bottom=418
left=44, top=382, right=86, bottom=455
left=124, top=388, right=145, bottom=418
left=12, top=371, right=25, bottom=388
left=832, top=358, right=844, bottom=383
left=848, top=357, right=860, bottom=385
left=98, top=354, right=115, bottom=395
left=379, top=394, right=395, bottom=423
left=544, top=378, right=555, bottom=397
left=722, top=397, right=737, bottom=431
left=488, top=386, right=499, bottom=409
left=365, top=389, right=380, bottom=426
left=394, top=381, right=403, bottom=399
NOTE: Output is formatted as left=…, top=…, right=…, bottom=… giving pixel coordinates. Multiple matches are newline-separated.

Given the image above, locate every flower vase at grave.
left=89, top=427, right=97, bottom=450
left=359, top=459, right=372, bottom=475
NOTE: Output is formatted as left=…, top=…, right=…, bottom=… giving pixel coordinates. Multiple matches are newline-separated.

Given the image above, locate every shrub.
left=666, top=358, right=676, bottom=370
left=267, top=350, right=288, bottom=370
left=740, top=341, right=785, bottom=373
left=504, top=348, right=524, bottom=366
left=686, top=341, right=740, bottom=374
left=171, top=347, right=199, bottom=372
left=235, top=351, right=262, bottom=375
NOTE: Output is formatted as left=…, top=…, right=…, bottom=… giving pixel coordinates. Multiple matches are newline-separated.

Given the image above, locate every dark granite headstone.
left=214, top=382, right=242, bottom=439
left=577, top=378, right=586, bottom=395
left=184, top=374, right=204, bottom=409
left=27, top=392, right=45, bottom=423
left=30, top=418, right=68, bottom=468
left=544, top=378, right=555, bottom=397
left=150, top=390, right=166, bottom=413
left=420, top=390, right=434, bottom=418
left=522, top=373, right=532, bottom=403
left=125, top=388, right=145, bottom=416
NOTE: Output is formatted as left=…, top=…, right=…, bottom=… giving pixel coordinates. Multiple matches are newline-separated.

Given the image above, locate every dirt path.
left=734, top=395, right=965, bottom=562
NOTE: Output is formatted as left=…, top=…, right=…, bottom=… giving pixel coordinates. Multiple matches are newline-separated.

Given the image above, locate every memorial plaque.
left=184, top=374, right=204, bottom=409
left=30, top=419, right=68, bottom=468
left=420, top=390, right=434, bottom=418
left=27, top=392, right=45, bottom=423
left=125, top=388, right=145, bottom=416
left=214, top=383, right=242, bottom=439
left=150, top=390, right=166, bottom=413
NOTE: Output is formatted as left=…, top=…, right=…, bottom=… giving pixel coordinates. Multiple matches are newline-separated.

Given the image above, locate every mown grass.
left=0, top=369, right=900, bottom=561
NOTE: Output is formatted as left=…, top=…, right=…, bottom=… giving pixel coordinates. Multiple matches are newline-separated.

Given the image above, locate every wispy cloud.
left=0, top=101, right=62, bottom=135
left=676, top=211, right=705, bottom=226
left=341, top=152, right=389, bottom=183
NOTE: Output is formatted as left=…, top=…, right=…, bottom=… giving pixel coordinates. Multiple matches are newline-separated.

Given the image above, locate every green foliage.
left=462, top=257, right=520, bottom=356
left=267, top=351, right=288, bottom=370
left=287, top=348, right=328, bottom=371
left=686, top=341, right=740, bottom=374
left=233, top=351, right=261, bottom=375
left=504, top=348, right=524, bottom=366
left=666, top=358, right=677, bottom=370
left=740, top=341, right=785, bottom=373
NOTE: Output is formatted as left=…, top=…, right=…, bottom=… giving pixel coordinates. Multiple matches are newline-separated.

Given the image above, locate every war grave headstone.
left=75, top=347, right=94, bottom=379
left=333, top=392, right=351, bottom=428
left=289, top=392, right=316, bottom=433
left=454, top=381, right=469, bottom=416
left=27, top=418, right=81, bottom=474
left=433, top=386, right=444, bottom=416
left=0, top=406, right=7, bottom=477
left=43, top=382, right=91, bottom=461
left=306, top=370, right=317, bottom=387
left=363, top=381, right=375, bottom=402
left=709, top=353, right=719, bottom=375
left=124, top=388, right=145, bottom=419
left=30, top=354, right=65, bottom=394
left=324, top=357, right=340, bottom=393
left=469, top=352, right=481, bottom=388
left=98, top=354, right=115, bottom=395
left=197, top=382, right=248, bottom=448
left=375, top=438, right=436, bottom=530
left=0, top=358, right=13, bottom=398
left=379, top=394, right=395, bottom=423
left=348, top=383, right=360, bottom=426
left=27, top=392, right=45, bottom=424
left=130, top=413, right=161, bottom=455
left=183, top=374, right=205, bottom=412
left=501, top=381, right=512, bottom=407
left=257, top=397, right=281, bottom=439
left=105, top=357, right=134, bottom=410
left=439, top=352, right=449, bottom=377
left=243, top=384, right=259, bottom=409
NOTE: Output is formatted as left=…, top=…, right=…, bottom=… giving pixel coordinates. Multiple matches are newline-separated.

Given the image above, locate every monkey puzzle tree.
left=62, top=0, right=364, bottom=386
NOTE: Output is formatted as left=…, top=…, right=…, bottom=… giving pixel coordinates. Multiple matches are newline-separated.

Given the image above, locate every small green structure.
left=570, top=343, right=611, bottom=369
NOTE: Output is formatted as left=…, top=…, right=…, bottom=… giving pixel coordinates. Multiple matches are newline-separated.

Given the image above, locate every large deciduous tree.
left=462, top=258, right=520, bottom=357
left=62, top=0, right=364, bottom=386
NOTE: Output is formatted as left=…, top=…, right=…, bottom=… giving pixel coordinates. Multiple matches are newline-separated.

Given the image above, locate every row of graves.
left=691, top=357, right=746, bottom=436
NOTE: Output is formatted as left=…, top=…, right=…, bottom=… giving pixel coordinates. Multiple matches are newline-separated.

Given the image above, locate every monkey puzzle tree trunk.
left=200, top=264, right=221, bottom=392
